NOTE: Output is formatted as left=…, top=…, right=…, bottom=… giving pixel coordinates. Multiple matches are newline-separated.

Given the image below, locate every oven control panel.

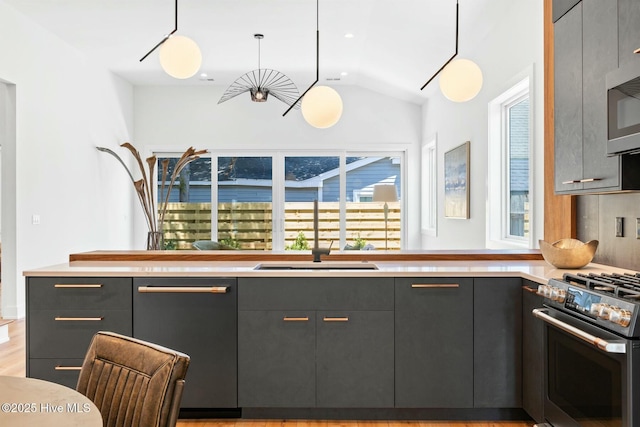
left=539, top=279, right=639, bottom=337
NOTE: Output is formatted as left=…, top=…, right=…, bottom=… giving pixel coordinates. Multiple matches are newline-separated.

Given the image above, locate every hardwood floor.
left=0, top=320, right=531, bottom=427
left=0, top=318, right=25, bottom=377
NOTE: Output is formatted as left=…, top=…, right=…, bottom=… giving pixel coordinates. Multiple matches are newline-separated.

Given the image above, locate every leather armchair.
left=76, top=331, right=190, bottom=427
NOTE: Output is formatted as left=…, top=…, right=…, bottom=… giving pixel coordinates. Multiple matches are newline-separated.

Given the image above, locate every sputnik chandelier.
left=218, top=34, right=301, bottom=108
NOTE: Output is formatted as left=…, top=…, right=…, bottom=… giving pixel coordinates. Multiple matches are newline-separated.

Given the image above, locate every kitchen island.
left=23, top=256, right=636, bottom=423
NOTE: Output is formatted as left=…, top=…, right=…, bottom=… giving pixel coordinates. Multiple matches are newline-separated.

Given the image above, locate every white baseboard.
left=0, top=323, right=8, bottom=344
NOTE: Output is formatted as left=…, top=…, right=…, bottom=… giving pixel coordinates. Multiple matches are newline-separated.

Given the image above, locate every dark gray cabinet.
left=522, top=280, right=545, bottom=423
left=618, top=0, right=640, bottom=69
left=394, top=277, right=473, bottom=408
left=554, top=0, right=640, bottom=194
left=133, top=277, right=237, bottom=409
left=473, top=278, right=522, bottom=408
left=237, top=277, right=394, bottom=408
left=552, top=0, right=580, bottom=22
left=26, top=276, right=132, bottom=389
left=238, top=310, right=316, bottom=407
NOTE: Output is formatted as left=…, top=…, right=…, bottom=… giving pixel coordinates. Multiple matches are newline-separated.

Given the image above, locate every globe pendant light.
left=420, top=0, right=483, bottom=102
left=301, top=86, right=343, bottom=129
left=283, top=0, right=343, bottom=128
left=439, top=58, right=483, bottom=102
left=159, top=35, right=202, bottom=79
left=139, top=0, right=202, bottom=80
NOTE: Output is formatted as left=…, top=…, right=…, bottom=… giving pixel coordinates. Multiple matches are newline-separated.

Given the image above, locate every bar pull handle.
left=522, top=286, right=539, bottom=294
left=561, top=179, right=581, bottom=184
left=579, top=178, right=601, bottom=183
left=54, top=284, right=103, bottom=288
left=54, top=366, right=83, bottom=371
left=323, top=317, right=349, bottom=322
left=411, top=283, right=459, bottom=288
left=54, top=317, right=104, bottom=321
left=532, top=308, right=626, bottom=354
left=283, top=317, right=309, bottom=322
left=137, top=286, right=228, bottom=294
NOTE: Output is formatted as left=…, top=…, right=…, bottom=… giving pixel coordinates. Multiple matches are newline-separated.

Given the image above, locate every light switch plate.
left=616, top=217, right=624, bottom=237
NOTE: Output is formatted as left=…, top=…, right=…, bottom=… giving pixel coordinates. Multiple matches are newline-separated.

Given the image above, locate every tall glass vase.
left=147, top=231, right=164, bottom=250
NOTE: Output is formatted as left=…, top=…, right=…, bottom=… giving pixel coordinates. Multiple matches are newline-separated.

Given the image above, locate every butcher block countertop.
left=23, top=250, right=636, bottom=286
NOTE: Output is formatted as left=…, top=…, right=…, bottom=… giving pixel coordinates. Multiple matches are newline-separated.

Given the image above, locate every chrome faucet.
left=311, top=199, right=331, bottom=262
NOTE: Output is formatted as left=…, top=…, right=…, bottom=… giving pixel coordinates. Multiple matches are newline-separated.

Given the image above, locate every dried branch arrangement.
left=97, top=143, right=207, bottom=239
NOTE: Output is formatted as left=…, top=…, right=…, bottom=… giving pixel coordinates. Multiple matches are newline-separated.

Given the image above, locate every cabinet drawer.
left=28, top=358, right=85, bottom=390
left=29, top=309, right=132, bottom=358
left=27, top=277, right=132, bottom=310
left=238, top=277, right=394, bottom=310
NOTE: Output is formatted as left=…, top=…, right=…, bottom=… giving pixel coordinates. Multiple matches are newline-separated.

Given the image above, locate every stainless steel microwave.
left=607, top=62, right=640, bottom=155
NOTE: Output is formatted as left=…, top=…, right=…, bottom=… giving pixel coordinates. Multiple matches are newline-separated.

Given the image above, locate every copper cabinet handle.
left=137, top=286, right=228, bottom=294
left=579, top=178, right=602, bottom=182
left=522, top=286, right=539, bottom=294
left=54, top=284, right=103, bottom=288
left=323, top=317, right=349, bottom=322
left=54, top=317, right=103, bottom=321
left=561, top=179, right=581, bottom=184
left=283, top=317, right=309, bottom=322
left=54, top=366, right=83, bottom=371
left=411, top=284, right=459, bottom=288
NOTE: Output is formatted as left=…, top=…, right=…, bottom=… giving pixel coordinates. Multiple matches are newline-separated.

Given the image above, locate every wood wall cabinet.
left=554, top=0, right=640, bottom=194
left=132, top=277, right=238, bottom=409
left=394, top=277, right=474, bottom=408
left=26, top=277, right=132, bottom=389
left=522, top=280, right=545, bottom=424
left=237, top=277, right=394, bottom=408
left=473, top=278, right=523, bottom=408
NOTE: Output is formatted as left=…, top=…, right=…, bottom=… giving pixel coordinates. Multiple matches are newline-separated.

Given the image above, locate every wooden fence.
left=162, top=202, right=401, bottom=250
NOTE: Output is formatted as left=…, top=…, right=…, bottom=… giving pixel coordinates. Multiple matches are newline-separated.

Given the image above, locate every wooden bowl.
left=539, top=239, right=598, bottom=269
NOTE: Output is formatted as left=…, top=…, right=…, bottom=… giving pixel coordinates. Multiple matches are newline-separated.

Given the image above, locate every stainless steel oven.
left=534, top=273, right=640, bottom=427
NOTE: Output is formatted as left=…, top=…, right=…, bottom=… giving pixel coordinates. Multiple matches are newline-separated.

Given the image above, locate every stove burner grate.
left=568, top=272, right=640, bottom=301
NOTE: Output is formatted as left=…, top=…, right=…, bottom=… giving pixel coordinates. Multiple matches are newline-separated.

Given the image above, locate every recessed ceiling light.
left=340, top=71, right=348, bottom=76
left=200, top=73, right=208, bottom=78
left=344, top=33, right=355, bottom=39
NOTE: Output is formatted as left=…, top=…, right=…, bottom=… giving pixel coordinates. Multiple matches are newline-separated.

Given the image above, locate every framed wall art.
left=444, top=141, right=470, bottom=219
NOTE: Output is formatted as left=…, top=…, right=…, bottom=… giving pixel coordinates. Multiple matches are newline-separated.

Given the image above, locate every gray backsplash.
left=577, top=193, right=640, bottom=271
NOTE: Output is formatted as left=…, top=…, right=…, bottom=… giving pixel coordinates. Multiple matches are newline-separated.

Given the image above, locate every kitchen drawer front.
left=27, top=277, right=132, bottom=310
left=28, top=358, right=85, bottom=389
left=29, top=309, right=132, bottom=358
left=238, top=277, right=394, bottom=311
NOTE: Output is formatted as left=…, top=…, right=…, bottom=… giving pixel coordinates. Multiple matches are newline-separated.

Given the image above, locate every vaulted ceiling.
left=3, top=0, right=517, bottom=103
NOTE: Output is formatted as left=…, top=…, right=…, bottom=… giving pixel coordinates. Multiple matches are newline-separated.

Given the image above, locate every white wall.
left=133, top=84, right=423, bottom=249
left=0, top=1, right=134, bottom=318
left=421, top=0, right=544, bottom=249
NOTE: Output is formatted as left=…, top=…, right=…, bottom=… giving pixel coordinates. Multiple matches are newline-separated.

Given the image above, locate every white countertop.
left=23, top=260, right=637, bottom=286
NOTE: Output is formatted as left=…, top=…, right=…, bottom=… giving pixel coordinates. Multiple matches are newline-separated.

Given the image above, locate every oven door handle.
left=533, top=308, right=627, bottom=354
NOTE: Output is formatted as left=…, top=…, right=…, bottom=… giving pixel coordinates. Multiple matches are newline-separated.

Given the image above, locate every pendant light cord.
left=140, top=0, right=179, bottom=62
left=420, top=0, right=459, bottom=90
left=283, top=0, right=319, bottom=116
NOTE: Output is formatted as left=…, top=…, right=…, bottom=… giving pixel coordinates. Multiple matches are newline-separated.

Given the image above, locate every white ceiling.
left=3, top=0, right=516, bottom=103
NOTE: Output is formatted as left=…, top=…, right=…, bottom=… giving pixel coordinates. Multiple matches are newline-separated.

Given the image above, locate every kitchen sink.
left=253, top=262, right=378, bottom=270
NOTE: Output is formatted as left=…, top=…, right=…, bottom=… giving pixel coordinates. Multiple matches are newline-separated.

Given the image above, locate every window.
left=421, top=135, right=437, bottom=236
left=156, top=151, right=404, bottom=250
left=487, top=76, right=532, bottom=248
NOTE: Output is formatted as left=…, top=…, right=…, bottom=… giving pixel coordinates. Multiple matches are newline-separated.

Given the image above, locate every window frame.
left=153, top=148, right=406, bottom=250
left=421, top=135, right=437, bottom=237
left=487, top=75, right=534, bottom=249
